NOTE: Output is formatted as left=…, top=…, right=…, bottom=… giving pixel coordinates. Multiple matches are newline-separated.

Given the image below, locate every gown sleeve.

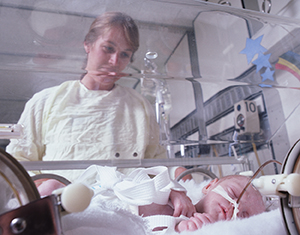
left=6, top=88, right=53, bottom=162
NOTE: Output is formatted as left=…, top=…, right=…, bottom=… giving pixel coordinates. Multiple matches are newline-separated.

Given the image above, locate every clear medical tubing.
left=237, top=159, right=282, bottom=204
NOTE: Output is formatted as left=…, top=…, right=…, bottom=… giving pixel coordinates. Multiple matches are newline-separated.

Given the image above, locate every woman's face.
left=83, top=26, right=133, bottom=90
left=199, top=177, right=265, bottom=222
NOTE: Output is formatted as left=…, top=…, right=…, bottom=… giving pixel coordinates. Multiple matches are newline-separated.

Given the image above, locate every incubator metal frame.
left=280, top=139, right=300, bottom=235
left=0, top=149, right=62, bottom=235
left=175, top=167, right=218, bottom=182
left=0, top=148, right=39, bottom=204
left=0, top=195, right=62, bottom=235
left=0, top=149, right=94, bottom=235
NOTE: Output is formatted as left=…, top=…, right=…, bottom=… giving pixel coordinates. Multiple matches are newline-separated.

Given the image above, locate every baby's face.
left=201, top=176, right=265, bottom=221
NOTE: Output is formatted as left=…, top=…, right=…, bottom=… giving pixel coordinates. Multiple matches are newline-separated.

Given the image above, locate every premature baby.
left=139, top=174, right=265, bottom=233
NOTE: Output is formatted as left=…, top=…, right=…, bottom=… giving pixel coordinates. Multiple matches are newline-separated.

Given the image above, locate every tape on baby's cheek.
left=212, top=185, right=239, bottom=220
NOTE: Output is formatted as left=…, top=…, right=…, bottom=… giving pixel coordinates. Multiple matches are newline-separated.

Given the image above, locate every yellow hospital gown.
left=6, top=80, right=166, bottom=182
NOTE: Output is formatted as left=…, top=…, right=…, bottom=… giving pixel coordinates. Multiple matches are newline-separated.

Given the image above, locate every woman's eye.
left=103, top=46, right=114, bottom=53
left=120, top=52, right=130, bottom=58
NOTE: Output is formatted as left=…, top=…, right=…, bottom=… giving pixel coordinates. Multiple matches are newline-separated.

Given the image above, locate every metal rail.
left=20, top=157, right=245, bottom=171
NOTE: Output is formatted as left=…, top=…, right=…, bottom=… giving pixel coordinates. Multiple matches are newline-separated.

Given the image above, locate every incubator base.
left=0, top=195, right=61, bottom=235
left=0, top=149, right=93, bottom=235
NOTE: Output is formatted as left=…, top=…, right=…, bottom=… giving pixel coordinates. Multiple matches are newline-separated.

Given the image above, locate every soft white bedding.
left=62, top=194, right=150, bottom=235
left=178, top=209, right=286, bottom=235
left=62, top=196, right=286, bottom=235
left=61, top=178, right=288, bottom=235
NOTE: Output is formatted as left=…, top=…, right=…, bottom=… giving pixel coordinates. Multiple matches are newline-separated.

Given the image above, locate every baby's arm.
left=175, top=213, right=215, bottom=232
left=139, top=190, right=195, bottom=217
left=169, top=190, right=195, bottom=217
left=36, top=179, right=66, bottom=197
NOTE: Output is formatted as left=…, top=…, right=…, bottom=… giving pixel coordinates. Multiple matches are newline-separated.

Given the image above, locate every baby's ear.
left=202, top=178, right=219, bottom=194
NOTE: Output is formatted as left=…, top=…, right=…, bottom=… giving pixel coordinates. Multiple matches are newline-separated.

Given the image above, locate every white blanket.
left=178, top=209, right=286, bottom=235
left=62, top=194, right=150, bottom=235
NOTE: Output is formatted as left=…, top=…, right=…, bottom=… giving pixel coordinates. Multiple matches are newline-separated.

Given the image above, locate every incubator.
left=0, top=148, right=93, bottom=234
left=1, top=0, right=300, bottom=234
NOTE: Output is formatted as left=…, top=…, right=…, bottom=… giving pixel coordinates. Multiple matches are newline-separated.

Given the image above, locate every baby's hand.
left=169, top=190, right=196, bottom=217
left=175, top=213, right=215, bottom=232
left=36, top=179, right=66, bottom=197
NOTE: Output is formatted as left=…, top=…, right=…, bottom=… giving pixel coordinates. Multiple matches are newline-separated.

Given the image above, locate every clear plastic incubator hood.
left=0, top=0, right=299, bottom=176
left=1, top=0, right=300, bottom=234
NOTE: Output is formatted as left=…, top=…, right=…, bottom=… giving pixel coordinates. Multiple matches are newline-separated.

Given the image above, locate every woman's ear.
left=84, top=42, right=90, bottom=54
left=202, top=178, right=219, bottom=194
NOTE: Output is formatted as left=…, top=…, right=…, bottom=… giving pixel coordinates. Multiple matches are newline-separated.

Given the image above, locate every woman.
left=7, top=12, right=166, bottom=183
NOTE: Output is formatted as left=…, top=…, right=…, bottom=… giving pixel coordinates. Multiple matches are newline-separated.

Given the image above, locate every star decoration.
left=240, top=35, right=267, bottom=64
left=252, top=53, right=272, bottom=72
left=261, top=67, right=275, bottom=82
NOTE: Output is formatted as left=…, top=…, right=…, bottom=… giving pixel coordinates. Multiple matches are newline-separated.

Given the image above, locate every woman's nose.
left=109, top=53, right=118, bottom=65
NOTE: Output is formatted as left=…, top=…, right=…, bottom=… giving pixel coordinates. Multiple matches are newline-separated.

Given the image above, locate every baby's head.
left=195, top=175, right=265, bottom=222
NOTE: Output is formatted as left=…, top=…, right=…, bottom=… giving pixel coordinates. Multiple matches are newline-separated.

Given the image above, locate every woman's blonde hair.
left=84, top=12, right=139, bottom=62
